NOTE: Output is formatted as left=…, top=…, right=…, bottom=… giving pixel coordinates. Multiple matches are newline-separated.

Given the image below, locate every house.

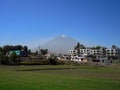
left=8, top=50, right=28, bottom=57
left=8, top=50, right=21, bottom=57
left=70, top=55, right=87, bottom=62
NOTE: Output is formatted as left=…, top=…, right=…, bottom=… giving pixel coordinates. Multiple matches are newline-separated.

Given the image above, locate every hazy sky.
left=0, top=0, right=120, bottom=49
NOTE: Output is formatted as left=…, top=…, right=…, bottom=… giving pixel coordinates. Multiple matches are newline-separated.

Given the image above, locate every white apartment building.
left=90, top=49, right=101, bottom=56
left=68, top=50, right=77, bottom=56
left=68, top=47, right=120, bottom=57
left=106, top=48, right=120, bottom=57
left=80, top=49, right=91, bottom=55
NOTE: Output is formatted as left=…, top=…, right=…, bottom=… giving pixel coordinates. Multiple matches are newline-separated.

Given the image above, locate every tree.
left=9, top=51, right=18, bottom=65
left=80, top=44, right=86, bottom=49
left=28, top=49, right=31, bottom=54
left=41, top=49, right=48, bottom=56
left=2, top=45, right=13, bottom=54
left=74, top=42, right=81, bottom=55
left=1, top=55, right=9, bottom=65
left=90, top=46, right=96, bottom=50
left=112, top=45, right=117, bottom=49
left=0, top=47, right=2, bottom=54
left=96, top=46, right=102, bottom=49
left=23, top=46, right=28, bottom=52
left=48, top=57, right=57, bottom=65
left=14, top=45, right=23, bottom=51
left=22, top=46, right=28, bottom=57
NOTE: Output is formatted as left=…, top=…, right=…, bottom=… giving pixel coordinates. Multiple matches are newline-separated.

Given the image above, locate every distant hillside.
left=41, top=35, right=78, bottom=54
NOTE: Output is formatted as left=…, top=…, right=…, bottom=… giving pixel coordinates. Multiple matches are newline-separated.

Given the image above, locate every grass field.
left=0, top=65, right=120, bottom=90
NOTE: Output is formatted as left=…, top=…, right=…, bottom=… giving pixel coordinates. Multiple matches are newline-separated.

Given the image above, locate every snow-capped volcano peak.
left=61, top=35, right=66, bottom=38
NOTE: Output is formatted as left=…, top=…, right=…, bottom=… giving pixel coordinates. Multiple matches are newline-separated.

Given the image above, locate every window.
left=102, top=60, right=104, bottom=63
left=81, top=50, right=83, bottom=52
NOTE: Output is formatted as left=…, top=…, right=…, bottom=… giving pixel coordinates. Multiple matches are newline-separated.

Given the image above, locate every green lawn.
left=0, top=65, right=120, bottom=90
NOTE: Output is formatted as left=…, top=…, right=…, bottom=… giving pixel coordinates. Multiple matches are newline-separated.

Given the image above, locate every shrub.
left=1, top=55, right=10, bottom=65
left=48, top=58, right=57, bottom=65
left=57, top=60, right=66, bottom=65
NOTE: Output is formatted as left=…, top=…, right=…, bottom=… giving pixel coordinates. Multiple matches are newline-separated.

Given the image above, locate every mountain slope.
left=41, top=35, right=78, bottom=54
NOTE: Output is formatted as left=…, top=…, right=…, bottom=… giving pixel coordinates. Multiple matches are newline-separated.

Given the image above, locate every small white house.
left=70, top=55, right=87, bottom=62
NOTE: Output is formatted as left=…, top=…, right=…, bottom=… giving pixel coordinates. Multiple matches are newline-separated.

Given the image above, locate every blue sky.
left=0, top=0, right=120, bottom=49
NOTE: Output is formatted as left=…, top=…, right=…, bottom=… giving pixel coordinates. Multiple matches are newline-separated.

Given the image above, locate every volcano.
left=41, top=35, right=78, bottom=54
